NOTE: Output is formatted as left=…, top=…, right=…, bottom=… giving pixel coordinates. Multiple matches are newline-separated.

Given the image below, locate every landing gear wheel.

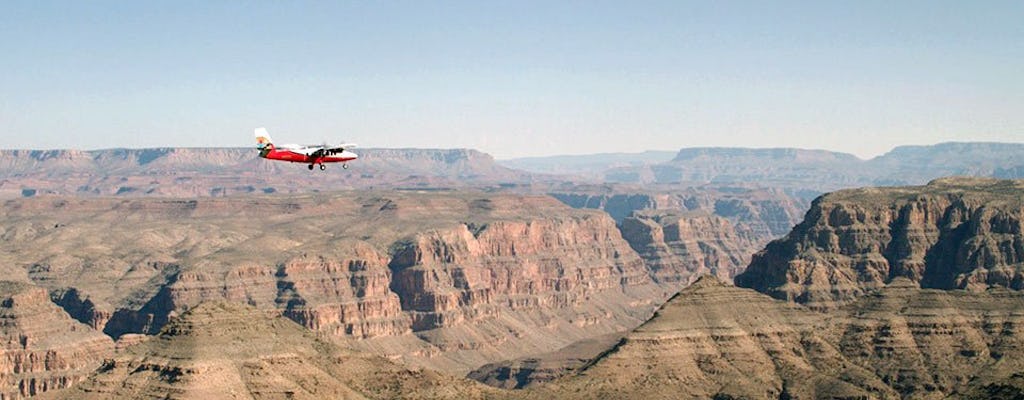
left=308, top=164, right=314, bottom=170
left=319, top=164, right=326, bottom=171
left=342, top=163, right=349, bottom=170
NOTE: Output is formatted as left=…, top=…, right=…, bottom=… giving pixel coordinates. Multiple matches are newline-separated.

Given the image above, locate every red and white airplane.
left=255, top=127, right=358, bottom=171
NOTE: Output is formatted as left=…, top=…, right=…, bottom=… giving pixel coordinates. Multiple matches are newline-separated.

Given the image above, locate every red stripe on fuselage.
left=262, top=149, right=355, bottom=163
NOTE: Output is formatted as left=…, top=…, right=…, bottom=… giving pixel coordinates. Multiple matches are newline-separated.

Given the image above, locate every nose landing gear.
left=319, top=164, right=326, bottom=171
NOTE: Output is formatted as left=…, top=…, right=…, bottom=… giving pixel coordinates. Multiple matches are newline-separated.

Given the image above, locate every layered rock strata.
left=1, top=193, right=670, bottom=374
left=46, top=301, right=498, bottom=400
left=552, top=185, right=806, bottom=283
left=0, top=282, right=114, bottom=399
left=541, top=276, right=896, bottom=399
left=537, top=275, right=1024, bottom=399
left=619, top=211, right=759, bottom=281
left=736, top=177, right=1024, bottom=310
left=549, top=185, right=806, bottom=236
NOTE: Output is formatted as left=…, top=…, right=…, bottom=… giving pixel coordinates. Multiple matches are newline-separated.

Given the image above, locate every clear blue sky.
left=1, top=1, right=1021, bottom=158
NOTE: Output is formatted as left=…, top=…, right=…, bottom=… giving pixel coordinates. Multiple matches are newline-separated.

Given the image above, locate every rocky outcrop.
left=0, top=282, right=114, bottom=399
left=48, top=301, right=499, bottom=400
left=388, top=216, right=652, bottom=331
left=735, top=177, right=1024, bottom=310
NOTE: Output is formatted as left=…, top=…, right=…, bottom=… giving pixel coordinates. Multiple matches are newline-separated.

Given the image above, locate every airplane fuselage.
left=259, top=146, right=358, bottom=165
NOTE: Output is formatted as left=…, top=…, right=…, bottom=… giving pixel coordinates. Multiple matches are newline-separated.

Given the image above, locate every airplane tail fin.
left=255, top=127, right=273, bottom=150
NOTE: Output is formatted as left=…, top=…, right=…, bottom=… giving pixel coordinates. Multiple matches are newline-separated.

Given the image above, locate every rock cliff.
left=619, top=211, right=759, bottom=282
left=735, top=177, right=1024, bottom=310
left=551, top=185, right=806, bottom=282
left=0, top=282, right=114, bottom=399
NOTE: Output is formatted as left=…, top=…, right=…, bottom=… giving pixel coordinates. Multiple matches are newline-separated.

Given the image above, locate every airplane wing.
left=320, top=143, right=357, bottom=156
left=301, top=143, right=357, bottom=158
left=328, top=143, right=357, bottom=151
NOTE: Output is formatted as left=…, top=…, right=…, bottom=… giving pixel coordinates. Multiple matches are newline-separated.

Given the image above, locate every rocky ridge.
left=540, top=275, right=1024, bottom=399
left=735, top=177, right=1024, bottom=310
left=0, top=282, right=114, bottom=399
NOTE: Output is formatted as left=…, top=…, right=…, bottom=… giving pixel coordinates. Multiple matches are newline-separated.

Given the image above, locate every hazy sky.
left=1, top=1, right=1021, bottom=159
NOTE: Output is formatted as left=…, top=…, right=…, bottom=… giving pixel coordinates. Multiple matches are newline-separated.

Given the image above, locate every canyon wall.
left=735, top=177, right=1024, bottom=310
left=619, top=211, right=759, bottom=282
left=0, top=282, right=114, bottom=400
left=551, top=186, right=807, bottom=282
left=0, top=193, right=671, bottom=375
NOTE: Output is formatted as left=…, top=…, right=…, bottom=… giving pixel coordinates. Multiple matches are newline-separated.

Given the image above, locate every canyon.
left=0, top=191, right=686, bottom=392
left=0, top=282, right=114, bottom=399
left=3, top=142, right=1023, bottom=398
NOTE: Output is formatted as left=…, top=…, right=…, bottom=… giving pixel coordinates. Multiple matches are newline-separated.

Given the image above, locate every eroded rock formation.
left=0, top=282, right=113, bottom=399
left=0, top=193, right=670, bottom=374
left=619, top=211, right=759, bottom=281
left=736, top=177, right=1024, bottom=310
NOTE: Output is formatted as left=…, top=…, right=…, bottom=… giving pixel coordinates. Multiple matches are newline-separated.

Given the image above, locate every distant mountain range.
left=0, top=147, right=534, bottom=198
left=2, top=141, right=1021, bottom=199
left=497, top=151, right=678, bottom=179
left=502, top=142, right=1024, bottom=197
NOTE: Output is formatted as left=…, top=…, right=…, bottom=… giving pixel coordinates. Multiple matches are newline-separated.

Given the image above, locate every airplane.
left=254, top=127, right=358, bottom=171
